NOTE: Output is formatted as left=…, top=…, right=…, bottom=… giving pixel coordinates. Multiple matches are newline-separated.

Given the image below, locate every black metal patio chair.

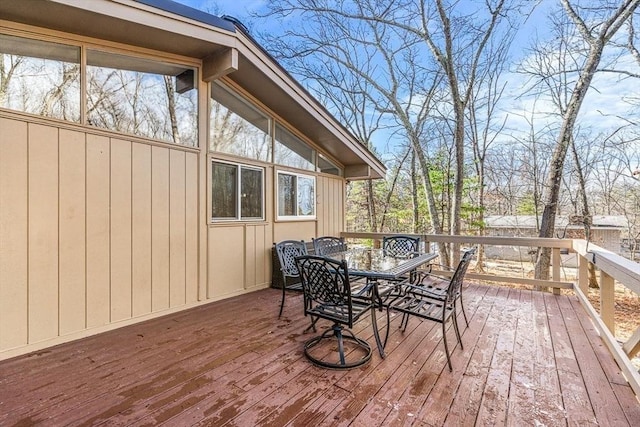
left=412, top=247, right=477, bottom=328
left=295, top=254, right=375, bottom=369
left=312, top=236, right=347, bottom=257
left=274, top=240, right=308, bottom=318
left=388, top=247, right=476, bottom=371
left=382, top=235, right=420, bottom=259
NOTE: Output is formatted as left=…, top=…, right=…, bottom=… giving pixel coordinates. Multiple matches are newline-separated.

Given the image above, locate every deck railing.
left=341, top=231, right=640, bottom=396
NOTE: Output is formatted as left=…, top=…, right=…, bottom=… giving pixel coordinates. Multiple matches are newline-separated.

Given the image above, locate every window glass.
left=212, top=162, right=237, bottom=219
left=0, top=34, right=80, bottom=121
left=241, top=167, right=263, bottom=218
left=277, top=171, right=315, bottom=219
left=274, top=124, right=315, bottom=171
left=210, top=81, right=271, bottom=162
left=212, top=161, right=264, bottom=221
left=278, top=173, right=296, bottom=217
left=297, top=176, right=315, bottom=216
left=87, top=50, right=197, bottom=146
left=318, top=153, right=342, bottom=176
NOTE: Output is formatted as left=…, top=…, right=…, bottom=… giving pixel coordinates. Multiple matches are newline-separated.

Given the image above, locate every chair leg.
left=458, top=294, right=469, bottom=327
left=334, top=325, right=346, bottom=366
left=278, top=285, right=286, bottom=317
left=451, top=309, right=463, bottom=351
left=442, top=322, right=452, bottom=371
left=382, top=306, right=391, bottom=349
left=400, top=312, right=410, bottom=332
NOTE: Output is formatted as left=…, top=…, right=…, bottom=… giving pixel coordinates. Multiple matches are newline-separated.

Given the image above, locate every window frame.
left=276, top=170, right=316, bottom=221
left=211, top=159, right=265, bottom=222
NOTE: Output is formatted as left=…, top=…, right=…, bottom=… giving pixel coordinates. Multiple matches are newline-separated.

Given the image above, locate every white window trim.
left=276, top=170, right=316, bottom=221
left=212, top=160, right=265, bottom=222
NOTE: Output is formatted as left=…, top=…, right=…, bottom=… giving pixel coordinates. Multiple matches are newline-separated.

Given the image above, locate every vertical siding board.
left=185, top=153, right=198, bottom=303
left=255, top=224, right=266, bottom=286
left=0, top=118, right=28, bottom=349
left=169, top=150, right=186, bottom=307
left=151, top=146, right=170, bottom=311
left=58, top=129, right=87, bottom=334
left=27, top=124, right=59, bottom=342
left=110, top=139, right=132, bottom=321
left=245, top=226, right=256, bottom=289
left=132, top=144, right=152, bottom=316
left=86, top=134, right=111, bottom=328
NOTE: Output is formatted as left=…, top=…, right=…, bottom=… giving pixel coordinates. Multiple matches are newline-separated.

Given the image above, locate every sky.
left=172, top=0, right=639, bottom=163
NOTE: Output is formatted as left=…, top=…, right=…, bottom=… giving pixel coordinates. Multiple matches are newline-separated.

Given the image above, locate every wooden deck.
left=1, top=283, right=639, bottom=426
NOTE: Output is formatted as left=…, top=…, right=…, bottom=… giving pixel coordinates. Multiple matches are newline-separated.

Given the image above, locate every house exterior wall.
left=0, top=114, right=201, bottom=356
left=0, top=21, right=349, bottom=360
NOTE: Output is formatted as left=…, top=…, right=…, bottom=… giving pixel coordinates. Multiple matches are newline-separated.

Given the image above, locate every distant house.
left=484, top=215, right=627, bottom=261
left=0, top=0, right=385, bottom=360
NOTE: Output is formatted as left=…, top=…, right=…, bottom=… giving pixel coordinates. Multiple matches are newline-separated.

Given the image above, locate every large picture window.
left=87, top=50, right=198, bottom=146
left=277, top=171, right=315, bottom=219
left=274, top=124, right=314, bottom=171
left=0, top=34, right=80, bottom=121
left=212, top=161, right=264, bottom=221
left=210, top=81, right=271, bottom=162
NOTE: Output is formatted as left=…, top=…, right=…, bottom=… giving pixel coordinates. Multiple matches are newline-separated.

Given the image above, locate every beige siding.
left=132, top=143, right=153, bottom=316
left=169, top=150, right=187, bottom=307
left=185, top=153, right=199, bottom=303
left=151, top=146, right=170, bottom=311
left=110, top=138, right=133, bottom=322
left=28, top=124, right=59, bottom=342
left=59, top=129, right=87, bottom=335
left=0, top=116, right=201, bottom=356
left=86, top=134, right=111, bottom=328
left=208, top=226, right=245, bottom=297
left=316, top=175, right=344, bottom=237
left=0, top=118, right=28, bottom=349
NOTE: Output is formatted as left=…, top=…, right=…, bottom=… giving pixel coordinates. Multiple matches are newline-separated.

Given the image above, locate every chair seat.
left=390, top=291, right=455, bottom=323
left=307, top=299, right=371, bottom=325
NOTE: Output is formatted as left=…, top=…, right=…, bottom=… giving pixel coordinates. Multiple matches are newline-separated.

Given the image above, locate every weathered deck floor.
left=1, top=283, right=639, bottom=426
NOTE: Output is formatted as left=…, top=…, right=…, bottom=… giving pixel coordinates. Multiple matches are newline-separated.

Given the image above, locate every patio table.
left=329, top=247, right=438, bottom=358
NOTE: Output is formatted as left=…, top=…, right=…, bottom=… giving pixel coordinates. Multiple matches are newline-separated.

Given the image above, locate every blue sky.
left=172, top=0, right=638, bottom=163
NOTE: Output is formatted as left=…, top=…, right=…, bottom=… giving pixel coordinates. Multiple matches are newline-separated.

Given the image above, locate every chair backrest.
left=274, top=240, right=308, bottom=278
left=446, top=247, right=477, bottom=304
left=295, top=255, right=354, bottom=324
left=312, top=236, right=347, bottom=256
left=382, top=235, right=420, bottom=258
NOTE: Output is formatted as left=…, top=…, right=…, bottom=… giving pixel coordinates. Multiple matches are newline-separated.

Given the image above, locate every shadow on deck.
left=1, top=283, right=639, bottom=426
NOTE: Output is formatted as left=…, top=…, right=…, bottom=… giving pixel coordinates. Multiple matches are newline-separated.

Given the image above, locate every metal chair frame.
left=382, top=235, right=420, bottom=259
left=295, top=255, right=375, bottom=369
left=389, top=248, right=476, bottom=371
left=274, top=240, right=308, bottom=318
left=312, top=236, right=347, bottom=257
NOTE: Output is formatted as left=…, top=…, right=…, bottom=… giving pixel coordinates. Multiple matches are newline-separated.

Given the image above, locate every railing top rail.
left=341, top=232, right=574, bottom=248
left=573, top=239, right=640, bottom=294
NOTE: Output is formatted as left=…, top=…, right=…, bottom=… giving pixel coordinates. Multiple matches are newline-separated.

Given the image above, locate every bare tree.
left=259, top=0, right=523, bottom=264
left=531, top=0, right=640, bottom=279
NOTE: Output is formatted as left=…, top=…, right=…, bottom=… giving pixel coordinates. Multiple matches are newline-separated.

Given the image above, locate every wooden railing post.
left=578, top=254, right=589, bottom=294
left=600, top=271, right=615, bottom=335
left=552, top=248, right=561, bottom=295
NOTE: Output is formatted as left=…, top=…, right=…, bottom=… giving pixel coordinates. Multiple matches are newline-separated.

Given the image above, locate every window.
left=277, top=171, right=315, bottom=219
left=210, top=81, right=271, bottom=162
left=318, top=153, right=342, bottom=176
left=274, top=124, right=315, bottom=171
left=212, top=161, right=264, bottom=221
left=87, top=50, right=198, bottom=146
left=0, top=34, right=80, bottom=121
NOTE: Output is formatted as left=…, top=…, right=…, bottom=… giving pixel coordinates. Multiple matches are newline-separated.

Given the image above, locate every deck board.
left=0, top=283, right=638, bottom=426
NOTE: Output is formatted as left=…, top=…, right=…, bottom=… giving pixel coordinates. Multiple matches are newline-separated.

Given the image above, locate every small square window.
left=212, top=161, right=264, bottom=221
left=277, top=171, right=315, bottom=220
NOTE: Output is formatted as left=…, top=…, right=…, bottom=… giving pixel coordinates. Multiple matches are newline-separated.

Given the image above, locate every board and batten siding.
left=0, top=116, right=200, bottom=354
left=207, top=172, right=345, bottom=299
